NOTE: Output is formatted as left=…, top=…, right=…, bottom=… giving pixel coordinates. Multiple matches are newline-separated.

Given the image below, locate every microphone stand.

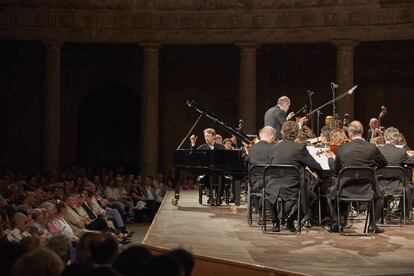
left=331, top=83, right=337, bottom=119
left=308, top=91, right=314, bottom=133
left=316, top=110, right=322, bottom=137
left=307, top=85, right=357, bottom=123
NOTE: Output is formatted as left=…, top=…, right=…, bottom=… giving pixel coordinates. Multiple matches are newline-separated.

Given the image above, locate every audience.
left=0, top=165, right=195, bottom=276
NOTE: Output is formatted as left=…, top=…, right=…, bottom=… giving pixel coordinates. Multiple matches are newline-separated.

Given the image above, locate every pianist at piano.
left=190, top=128, right=225, bottom=150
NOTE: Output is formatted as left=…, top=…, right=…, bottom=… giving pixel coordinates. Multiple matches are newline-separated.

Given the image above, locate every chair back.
left=248, top=164, right=267, bottom=182
left=377, top=166, right=405, bottom=184
left=377, top=166, right=406, bottom=196
left=337, top=166, right=376, bottom=200
left=263, top=164, right=302, bottom=179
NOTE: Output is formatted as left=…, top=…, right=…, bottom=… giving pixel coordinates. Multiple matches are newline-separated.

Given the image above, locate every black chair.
left=403, top=165, right=414, bottom=221
left=261, top=164, right=302, bottom=235
left=247, top=164, right=267, bottom=226
left=336, top=166, right=377, bottom=236
left=377, top=166, right=406, bottom=226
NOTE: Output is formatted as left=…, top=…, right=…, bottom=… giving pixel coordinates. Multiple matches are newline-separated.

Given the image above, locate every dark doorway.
left=77, top=84, right=140, bottom=173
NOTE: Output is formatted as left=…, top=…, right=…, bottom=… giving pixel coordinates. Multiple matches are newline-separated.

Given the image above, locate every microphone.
left=347, top=85, right=357, bottom=95
left=307, top=90, right=315, bottom=96
left=331, top=82, right=339, bottom=89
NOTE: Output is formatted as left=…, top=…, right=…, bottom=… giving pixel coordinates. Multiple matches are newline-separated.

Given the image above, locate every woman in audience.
left=50, top=200, right=78, bottom=242
left=30, top=208, right=49, bottom=237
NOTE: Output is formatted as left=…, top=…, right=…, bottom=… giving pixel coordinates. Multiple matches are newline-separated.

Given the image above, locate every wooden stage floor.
left=143, top=190, right=414, bottom=275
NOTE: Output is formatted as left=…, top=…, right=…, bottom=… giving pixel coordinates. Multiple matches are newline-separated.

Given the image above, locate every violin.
left=315, top=143, right=338, bottom=156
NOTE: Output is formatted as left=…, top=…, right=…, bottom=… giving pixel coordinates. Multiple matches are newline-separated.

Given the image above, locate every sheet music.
left=306, top=146, right=330, bottom=170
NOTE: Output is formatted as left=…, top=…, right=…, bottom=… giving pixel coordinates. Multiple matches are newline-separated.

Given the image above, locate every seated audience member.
left=89, top=232, right=119, bottom=265
left=167, top=249, right=195, bottom=276
left=61, top=263, right=94, bottom=276
left=30, top=208, right=49, bottom=237
left=10, top=248, right=64, bottom=276
left=50, top=200, right=78, bottom=242
left=145, top=254, right=185, bottom=276
left=7, top=212, right=31, bottom=242
left=76, top=190, right=109, bottom=232
left=113, top=245, right=152, bottom=276
left=47, top=234, right=72, bottom=265
left=85, top=183, right=129, bottom=234
left=103, top=179, right=129, bottom=223
left=89, top=266, right=121, bottom=276
left=75, top=232, right=97, bottom=264
left=40, top=201, right=60, bottom=235
left=0, top=241, right=25, bottom=276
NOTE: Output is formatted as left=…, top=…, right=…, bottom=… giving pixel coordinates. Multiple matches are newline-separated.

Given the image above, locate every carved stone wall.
left=0, top=1, right=413, bottom=43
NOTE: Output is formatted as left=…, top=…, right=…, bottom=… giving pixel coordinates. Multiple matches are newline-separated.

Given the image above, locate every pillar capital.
left=43, top=40, right=63, bottom=50
left=332, top=40, right=359, bottom=50
left=236, top=42, right=260, bottom=51
left=140, top=42, right=162, bottom=52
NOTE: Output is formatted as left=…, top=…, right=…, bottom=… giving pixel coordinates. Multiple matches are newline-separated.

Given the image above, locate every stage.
left=143, top=190, right=414, bottom=275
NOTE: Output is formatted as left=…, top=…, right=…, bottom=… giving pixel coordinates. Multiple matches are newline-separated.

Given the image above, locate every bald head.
left=347, top=121, right=364, bottom=138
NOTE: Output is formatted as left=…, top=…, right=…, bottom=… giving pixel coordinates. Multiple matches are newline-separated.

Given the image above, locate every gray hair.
left=203, top=128, right=216, bottom=136
left=259, top=126, right=276, bottom=141
left=277, top=96, right=290, bottom=106
left=347, top=121, right=363, bottom=136
left=384, top=127, right=399, bottom=144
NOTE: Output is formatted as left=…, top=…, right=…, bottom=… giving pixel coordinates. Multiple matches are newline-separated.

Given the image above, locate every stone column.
left=44, top=41, right=62, bottom=177
left=140, top=43, right=161, bottom=176
left=237, top=43, right=259, bottom=134
left=333, top=40, right=359, bottom=119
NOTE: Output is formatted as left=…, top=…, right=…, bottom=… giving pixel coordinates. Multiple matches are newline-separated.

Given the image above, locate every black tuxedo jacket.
left=330, top=138, right=387, bottom=199
left=266, top=139, right=323, bottom=203
left=264, top=105, right=286, bottom=140
left=245, top=140, right=273, bottom=192
left=378, top=143, right=414, bottom=195
left=379, top=143, right=414, bottom=166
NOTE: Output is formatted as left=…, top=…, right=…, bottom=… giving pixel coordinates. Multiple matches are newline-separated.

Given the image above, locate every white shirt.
left=50, top=217, right=76, bottom=240
left=6, top=228, right=31, bottom=242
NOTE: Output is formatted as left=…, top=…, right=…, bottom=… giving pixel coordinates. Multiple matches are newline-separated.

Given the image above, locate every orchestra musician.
left=267, top=121, right=323, bottom=232
left=379, top=128, right=414, bottom=217
left=264, top=96, right=295, bottom=140
left=245, top=126, right=276, bottom=218
left=367, top=117, right=385, bottom=141
left=325, top=121, right=387, bottom=233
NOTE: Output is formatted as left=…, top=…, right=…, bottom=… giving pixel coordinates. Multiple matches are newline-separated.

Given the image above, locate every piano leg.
left=209, top=176, right=214, bottom=206
left=234, top=180, right=241, bottom=206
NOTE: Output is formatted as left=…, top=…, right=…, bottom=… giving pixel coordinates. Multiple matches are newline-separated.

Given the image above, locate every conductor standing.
left=264, top=96, right=295, bottom=140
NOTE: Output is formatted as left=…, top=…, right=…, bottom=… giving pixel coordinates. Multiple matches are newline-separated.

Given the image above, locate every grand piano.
left=172, top=100, right=255, bottom=206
